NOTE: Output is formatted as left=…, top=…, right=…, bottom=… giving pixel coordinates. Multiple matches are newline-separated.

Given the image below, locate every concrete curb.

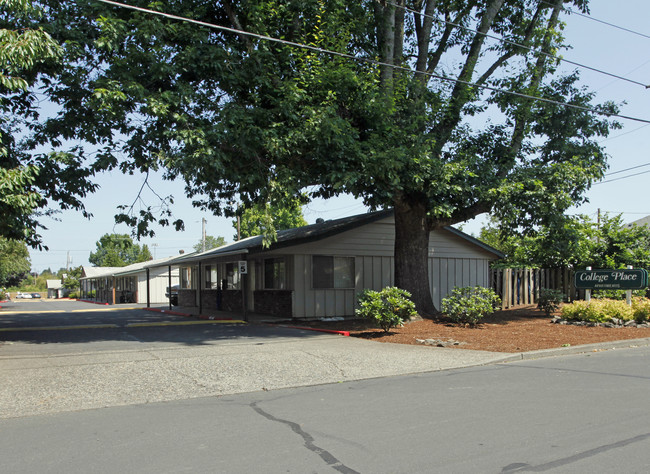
left=497, top=337, right=650, bottom=362
left=143, top=307, right=240, bottom=322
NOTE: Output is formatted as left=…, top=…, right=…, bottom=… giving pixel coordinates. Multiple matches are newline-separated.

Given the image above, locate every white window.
left=312, top=256, right=355, bottom=289
left=225, top=262, right=240, bottom=289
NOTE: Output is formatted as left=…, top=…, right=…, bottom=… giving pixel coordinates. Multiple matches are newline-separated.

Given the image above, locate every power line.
left=595, top=169, right=650, bottom=185
left=599, top=123, right=650, bottom=144
left=389, top=1, right=650, bottom=89
left=92, top=0, right=650, bottom=125
left=604, top=162, right=650, bottom=177
left=541, top=1, right=650, bottom=41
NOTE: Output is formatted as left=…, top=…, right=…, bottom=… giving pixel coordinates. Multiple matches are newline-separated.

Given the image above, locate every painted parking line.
left=0, top=324, right=119, bottom=332
left=127, top=320, right=246, bottom=328
left=0, top=310, right=66, bottom=315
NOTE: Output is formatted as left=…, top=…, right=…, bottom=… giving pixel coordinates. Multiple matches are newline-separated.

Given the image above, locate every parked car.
left=18, top=292, right=32, bottom=299
left=31, top=293, right=42, bottom=299
left=165, top=285, right=179, bottom=306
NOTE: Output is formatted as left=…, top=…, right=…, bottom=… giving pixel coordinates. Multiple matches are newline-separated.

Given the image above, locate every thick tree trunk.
left=394, top=198, right=437, bottom=316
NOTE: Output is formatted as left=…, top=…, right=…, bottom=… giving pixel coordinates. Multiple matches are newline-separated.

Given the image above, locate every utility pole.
left=151, top=243, right=158, bottom=259
left=202, top=218, right=207, bottom=252
left=597, top=208, right=601, bottom=245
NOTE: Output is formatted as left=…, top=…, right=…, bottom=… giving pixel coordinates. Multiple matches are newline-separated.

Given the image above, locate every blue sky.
left=29, top=0, right=650, bottom=272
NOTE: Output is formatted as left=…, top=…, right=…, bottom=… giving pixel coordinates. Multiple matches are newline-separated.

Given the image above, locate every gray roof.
left=46, top=279, right=63, bottom=289
left=171, top=209, right=504, bottom=263
left=629, top=215, right=650, bottom=227
left=80, top=255, right=185, bottom=280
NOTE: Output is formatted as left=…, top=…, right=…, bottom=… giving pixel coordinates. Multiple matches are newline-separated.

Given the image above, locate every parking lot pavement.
left=0, top=324, right=509, bottom=419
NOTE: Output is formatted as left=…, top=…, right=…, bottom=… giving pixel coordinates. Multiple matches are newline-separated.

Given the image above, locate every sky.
left=28, top=0, right=650, bottom=273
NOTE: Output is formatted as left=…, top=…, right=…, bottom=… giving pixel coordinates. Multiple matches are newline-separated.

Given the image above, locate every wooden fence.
left=490, top=268, right=576, bottom=310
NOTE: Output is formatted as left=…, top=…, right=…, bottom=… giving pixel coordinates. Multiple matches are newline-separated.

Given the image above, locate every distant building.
left=46, top=280, right=65, bottom=299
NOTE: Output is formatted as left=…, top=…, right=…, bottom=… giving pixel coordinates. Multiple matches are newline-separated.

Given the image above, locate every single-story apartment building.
left=80, top=257, right=180, bottom=305
left=153, top=209, right=503, bottom=319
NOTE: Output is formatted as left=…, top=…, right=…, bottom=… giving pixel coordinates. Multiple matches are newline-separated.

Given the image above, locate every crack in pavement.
left=250, top=401, right=360, bottom=474
left=501, top=432, right=650, bottom=472
left=301, top=349, right=347, bottom=378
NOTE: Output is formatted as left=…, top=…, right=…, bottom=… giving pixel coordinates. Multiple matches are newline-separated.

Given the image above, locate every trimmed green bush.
left=441, top=286, right=501, bottom=326
left=561, top=299, right=634, bottom=323
left=356, top=287, right=418, bottom=332
left=537, top=289, right=564, bottom=317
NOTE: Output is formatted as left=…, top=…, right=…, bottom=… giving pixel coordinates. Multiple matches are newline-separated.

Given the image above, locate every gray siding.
left=279, top=216, right=496, bottom=318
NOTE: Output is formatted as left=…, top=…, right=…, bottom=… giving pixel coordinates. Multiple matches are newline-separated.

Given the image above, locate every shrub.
left=67, top=291, right=79, bottom=299
left=441, top=286, right=501, bottom=326
left=561, top=299, right=634, bottom=323
left=592, top=289, right=646, bottom=300
left=356, top=287, right=418, bottom=332
left=632, top=298, right=650, bottom=323
left=537, top=289, right=564, bottom=317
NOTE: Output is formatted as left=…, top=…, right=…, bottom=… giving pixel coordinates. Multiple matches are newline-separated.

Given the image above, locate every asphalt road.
left=2, top=346, right=650, bottom=473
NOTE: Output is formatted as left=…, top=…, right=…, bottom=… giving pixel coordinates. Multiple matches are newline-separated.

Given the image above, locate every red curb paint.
left=77, top=299, right=109, bottom=305
left=283, top=326, right=350, bottom=337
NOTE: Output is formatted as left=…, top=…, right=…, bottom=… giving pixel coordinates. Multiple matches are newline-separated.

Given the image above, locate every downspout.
left=146, top=268, right=150, bottom=308
left=168, top=265, right=172, bottom=310
left=198, top=262, right=203, bottom=315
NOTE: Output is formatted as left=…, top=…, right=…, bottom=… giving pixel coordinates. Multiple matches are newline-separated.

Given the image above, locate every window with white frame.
left=204, top=265, right=218, bottom=289
left=181, top=266, right=193, bottom=289
left=225, top=262, right=240, bottom=289
left=312, top=256, right=355, bottom=289
left=264, top=258, right=286, bottom=289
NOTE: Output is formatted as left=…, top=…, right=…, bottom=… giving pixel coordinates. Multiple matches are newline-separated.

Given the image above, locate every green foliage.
left=236, top=196, right=308, bottom=246
left=632, top=298, right=650, bottom=323
left=537, top=289, right=564, bottom=317
left=441, top=287, right=501, bottom=326
left=13, top=1, right=618, bottom=311
left=561, top=299, right=634, bottom=323
left=193, top=235, right=227, bottom=253
left=482, top=213, right=650, bottom=271
left=355, top=287, right=418, bottom=333
left=592, top=289, right=647, bottom=300
left=0, top=237, right=31, bottom=287
left=0, top=0, right=99, bottom=248
left=89, top=234, right=152, bottom=267
left=62, top=265, right=82, bottom=290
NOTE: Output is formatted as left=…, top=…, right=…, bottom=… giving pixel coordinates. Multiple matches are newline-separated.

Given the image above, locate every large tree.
left=0, top=237, right=31, bottom=287
left=0, top=0, right=100, bottom=248
left=89, top=233, right=152, bottom=267
left=23, top=0, right=617, bottom=313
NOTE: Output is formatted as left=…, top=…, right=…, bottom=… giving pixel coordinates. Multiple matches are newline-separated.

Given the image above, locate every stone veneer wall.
left=221, top=290, right=243, bottom=312
left=254, top=290, right=292, bottom=317
left=200, top=289, right=219, bottom=309
left=178, top=289, right=196, bottom=307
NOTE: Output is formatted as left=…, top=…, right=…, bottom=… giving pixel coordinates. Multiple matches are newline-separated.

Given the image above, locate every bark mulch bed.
left=298, top=305, right=650, bottom=353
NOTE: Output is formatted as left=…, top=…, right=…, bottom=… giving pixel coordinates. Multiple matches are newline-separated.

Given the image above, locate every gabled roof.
left=46, top=279, right=63, bottom=289
left=172, top=209, right=503, bottom=263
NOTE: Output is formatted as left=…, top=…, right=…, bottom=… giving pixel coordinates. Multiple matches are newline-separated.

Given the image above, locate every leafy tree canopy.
left=482, top=214, right=650, bottom=271
left=17, top=0, right=618, bottom=313
left=1, top=0, right=100, bottom=248
left=89, top=233, right=152, bottom=267
left=236, top=197, right=308, bottom=242
left=0, top=237, right=31, bottom=287
left=193, top=235, right=227, bottom=253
